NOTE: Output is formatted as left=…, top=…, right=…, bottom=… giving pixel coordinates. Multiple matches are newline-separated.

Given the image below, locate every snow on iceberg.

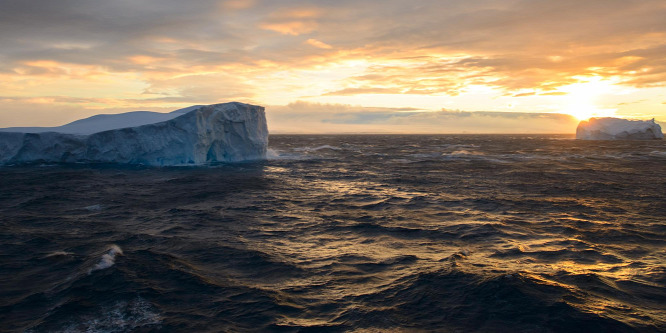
left=576, top=117, right=663, bottom=140
left=0, top=102, right=268, bottom=165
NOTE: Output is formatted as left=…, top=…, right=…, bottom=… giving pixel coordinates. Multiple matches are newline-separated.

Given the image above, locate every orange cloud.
left=539, top=92, right=568, bottom=96
left=260, top=21, right=318, bottom=35
left=306, top=39, right=332, bottom=49
left=260, top=8, right=322, bottom=35
left=1, top=0, right=666, bottom=127
left=221, top=0, right=255, bottom=10
left=267, top=101, right=579, bottom=134
left=128, top=55, right=163, bottom=65
left=268, top=8, right=322, bottom=19
left=22, top=60, right=61, bottom=68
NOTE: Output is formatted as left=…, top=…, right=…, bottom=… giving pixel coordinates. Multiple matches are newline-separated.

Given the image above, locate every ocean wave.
left=274, top=268, right=645, bottom=332
left=32, top=297, right=161, bottom=333
left=2, top=135, right=664, bottom=332
left=90, top=245, right=123, bottom=273
left=266, top=148, right=320, bottom=160
left=449, top=149, right=486, bottom=156
left=293, top=145, right=342, bottom=152
left=43, top=251, right=74, bottom=258
left=648, top=150, right=666, bottom=158
left=83, top=204, right=103, bottom=212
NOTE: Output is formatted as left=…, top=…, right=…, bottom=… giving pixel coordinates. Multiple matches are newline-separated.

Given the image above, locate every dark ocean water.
left=1, top=135, right=665, bottom=333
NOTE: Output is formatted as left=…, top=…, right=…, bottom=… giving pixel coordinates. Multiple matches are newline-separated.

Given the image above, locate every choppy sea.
left=1, top=135, right=665, bottom=332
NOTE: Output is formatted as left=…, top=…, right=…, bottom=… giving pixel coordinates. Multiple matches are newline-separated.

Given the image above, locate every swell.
left=1, top=135, right=664, bottom=332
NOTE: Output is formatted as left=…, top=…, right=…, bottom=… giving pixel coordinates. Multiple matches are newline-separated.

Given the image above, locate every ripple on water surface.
left=0, top=135, right=664, bottom=332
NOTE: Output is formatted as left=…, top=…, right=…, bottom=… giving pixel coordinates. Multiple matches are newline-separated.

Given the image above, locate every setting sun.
left=556, top=77, right=622, bottom=120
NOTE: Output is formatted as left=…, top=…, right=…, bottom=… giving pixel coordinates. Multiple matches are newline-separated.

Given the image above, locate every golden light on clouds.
left=222, top=0, right=256, bottom=10
left=558, top=77, right=619, bottom=120
left=0, top=0, right=665, bottom=130
left=260, top=8, right=321, bottom=35
left=306, top=39, right=332, bottom=49
left=260, top=21, right=318, bottom=35
left=128, top=55, right=163, bottom=65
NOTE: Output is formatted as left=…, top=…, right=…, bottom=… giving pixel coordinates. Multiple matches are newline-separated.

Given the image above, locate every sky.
left=1, top=0, right=665, bottom=133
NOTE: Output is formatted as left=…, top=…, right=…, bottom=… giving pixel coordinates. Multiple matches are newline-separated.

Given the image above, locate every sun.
left=558, top=77, right=618, bottom=120
left=562, top=104, right=615, bottom=121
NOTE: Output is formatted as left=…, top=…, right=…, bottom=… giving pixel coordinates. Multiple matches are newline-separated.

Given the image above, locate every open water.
left=0, top=135, right=665, bottom=332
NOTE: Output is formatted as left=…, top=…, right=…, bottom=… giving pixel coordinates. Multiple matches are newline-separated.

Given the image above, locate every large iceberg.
left=0, top=102, right=268, bottom=165
left=576, top=117, right=663, bottom=140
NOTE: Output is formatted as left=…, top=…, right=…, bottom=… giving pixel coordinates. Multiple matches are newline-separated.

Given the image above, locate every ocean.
left=0, top=135, right=664, bottom=332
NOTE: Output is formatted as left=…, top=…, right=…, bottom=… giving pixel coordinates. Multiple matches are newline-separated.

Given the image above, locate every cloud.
left=267, top=101, right=578, bottom=134
left=222, top=0, right=256, bottom=10
left=0, top=0, right=665, bottom=128
left=512, top=92, right=536, bottom=97
left=0, top=97, right=146, bottom=127
left=141, top=72, right=257, bottom=102
left=2, top=1, right=663, bottom=85
left=259, top=8, right=322, bottom=35
left=323, top=87, right=404, bottom=96
left=306, top=39, right=333, bottom=49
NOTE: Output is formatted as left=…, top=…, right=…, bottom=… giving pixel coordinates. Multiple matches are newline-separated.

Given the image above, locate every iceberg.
left=0, top=102, right=268, bottom=165
left=576, top=117, right=663, bottom=140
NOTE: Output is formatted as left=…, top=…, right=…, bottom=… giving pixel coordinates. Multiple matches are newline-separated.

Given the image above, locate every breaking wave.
left=90, top=245, right=123, bottom=273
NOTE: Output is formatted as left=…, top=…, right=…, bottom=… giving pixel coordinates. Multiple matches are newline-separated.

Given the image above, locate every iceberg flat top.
left=576, top=117, right=663, bottom=140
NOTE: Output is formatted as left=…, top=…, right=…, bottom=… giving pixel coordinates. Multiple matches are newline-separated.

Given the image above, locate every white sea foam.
left=84, top=204, right=103, bottom=212
left=449, top=150, right=485, bottom=156
left=90, top=245, right=123, bottom=273
left=649, top=150, right=666, bottom=158
left=266, top=148, right=313, bottom=160
left=293, top=145, right=342, bottom=152
left=44, top=251, right=73, bottom=258
left=56, top=297, right=161, bottom=333
left=266, top=148, right=281, bottom=159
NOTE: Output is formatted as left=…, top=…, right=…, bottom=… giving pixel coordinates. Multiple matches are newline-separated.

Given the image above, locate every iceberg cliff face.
left=576, top=117, right=663, bottom=140
left=0, top=102, right=268, bottom=165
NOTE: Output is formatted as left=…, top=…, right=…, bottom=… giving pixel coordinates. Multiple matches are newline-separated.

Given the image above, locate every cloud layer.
left=1, top=0, right=665, bottom=129
left=268, top=101, right=579, bottom=134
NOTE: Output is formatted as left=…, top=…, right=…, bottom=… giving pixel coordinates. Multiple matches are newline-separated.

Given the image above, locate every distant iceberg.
left=0, top=102, right=268, bottom=165
left=576, top=117, right=663, bottom=140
